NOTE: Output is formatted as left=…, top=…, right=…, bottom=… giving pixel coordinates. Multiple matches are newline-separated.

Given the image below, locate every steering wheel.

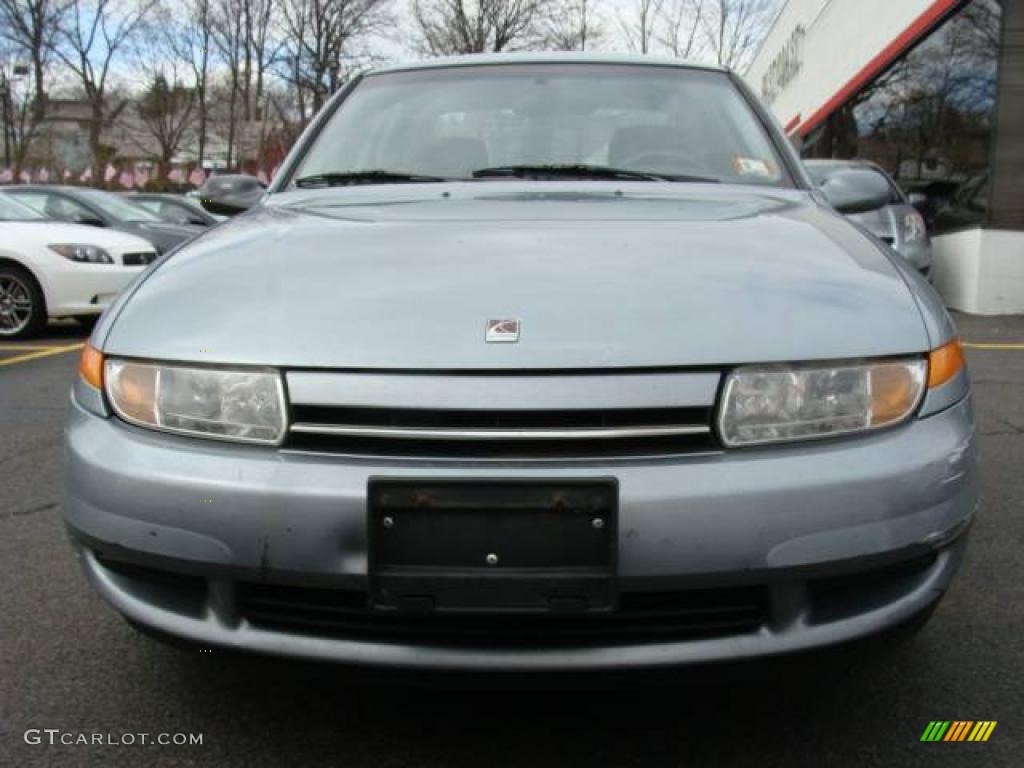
left=616, top=149, right=707, bottom=177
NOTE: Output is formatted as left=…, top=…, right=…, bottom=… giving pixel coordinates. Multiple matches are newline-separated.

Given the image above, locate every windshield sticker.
left=733, top=157, right=775, bottom=178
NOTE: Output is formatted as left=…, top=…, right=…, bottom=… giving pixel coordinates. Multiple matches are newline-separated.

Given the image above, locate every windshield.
left=75, top=188, right=163, bottom=222
left=0, top=194, right=46, bottom=221
left=292, top=64, right=789, bottom=187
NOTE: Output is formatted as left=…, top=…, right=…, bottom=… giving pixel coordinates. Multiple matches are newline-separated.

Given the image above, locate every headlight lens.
left=718, top=359, right=926, bottom=447
left=105, top=360, right=287, bottom=444
left=48, top=244, right=114, bottom=264
left=903, top=211, right=927, bottom=243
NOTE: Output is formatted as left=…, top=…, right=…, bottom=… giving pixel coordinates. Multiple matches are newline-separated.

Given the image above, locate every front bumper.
left=64, top=392, right=978, bottom=670
left=42, top=262, right=144, bottom=317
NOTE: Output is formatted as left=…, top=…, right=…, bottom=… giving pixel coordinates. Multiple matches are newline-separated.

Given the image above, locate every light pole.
left=1, top=70, right=10, bottom=168
left=1, top=64, right=28, bottom=169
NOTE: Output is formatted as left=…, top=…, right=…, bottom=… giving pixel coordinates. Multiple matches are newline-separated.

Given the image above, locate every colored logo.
left=921, top=721, right=997, bottom=742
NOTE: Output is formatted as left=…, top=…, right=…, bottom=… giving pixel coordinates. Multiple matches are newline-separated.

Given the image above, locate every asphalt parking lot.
left=1, top=315, right=1022, bottom=767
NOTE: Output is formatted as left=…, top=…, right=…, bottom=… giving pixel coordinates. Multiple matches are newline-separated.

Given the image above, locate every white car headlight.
left=48, top=244, right=114, bottom=264
left=718, top=359, right=927, bottom=447
left=105, top=359, right=287, bottom=444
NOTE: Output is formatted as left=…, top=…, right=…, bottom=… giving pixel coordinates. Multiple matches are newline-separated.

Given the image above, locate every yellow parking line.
left=0, top=344, right=60, bottom=351
left=962, top=342, right=1024, bottom=350
left=0, top=342, right=84, bottom=367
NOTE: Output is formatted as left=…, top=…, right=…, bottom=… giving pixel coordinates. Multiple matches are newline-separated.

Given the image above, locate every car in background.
left=804, top=159, right=932, bottom=277
left=124, top=192, right=225, bottom=227
left=195, top=174, right=266, bottom=216
left=0, top=192, right=158, bottom=339
left=2, top=185, right=201, bottom=254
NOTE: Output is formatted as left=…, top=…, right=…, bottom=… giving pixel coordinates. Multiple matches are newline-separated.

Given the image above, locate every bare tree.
left=239, top=0, right=278, bottom=121
left=0, top=0, right=70, bottom=171
left=208, top=0, right=281, bottom=168
left=701, top=0, right=775, bottom=70
left=280, top=0, right=390, bottom=121
left=210, top=0, right=244, bottom=167
left=539, top=0, right=603, bottom=51
left=618, top=0, right=662, bottom=54
left=0, top=0, right=68, bottom=119
left=411, top=0, right=545, bottom=55
left=131, top=57, right=197, bottom=178
left=657, top=0, right=704, bottom=58
left=164, top=0, right=214, bottom=170
left=54, top=0, right=156, bottom=181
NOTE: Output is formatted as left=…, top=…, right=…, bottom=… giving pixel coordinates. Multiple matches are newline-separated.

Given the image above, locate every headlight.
left=718, top=358, right=926, bottom=447
left=903, top=211, right=927, bottom=243
left=48, top=244, right=114, bottom=264
left=105, top=359, right=287, bottom=444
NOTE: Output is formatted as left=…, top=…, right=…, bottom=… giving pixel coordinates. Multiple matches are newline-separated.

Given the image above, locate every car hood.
left=0, top=221, right=156, bottom=251
left=102, top=183, right=930, bottom=369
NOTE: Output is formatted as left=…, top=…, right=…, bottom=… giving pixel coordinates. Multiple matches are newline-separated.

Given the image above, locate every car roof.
left=5, top=184, right=71, bottom=192
left=371, top=52, right=729, bottom=77
left=7, top=184, right=93, bottom=197
left=129, top=193, right=180, bottom=201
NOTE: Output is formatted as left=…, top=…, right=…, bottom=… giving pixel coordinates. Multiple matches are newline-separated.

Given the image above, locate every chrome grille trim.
left=285, top=371, right=721, bottom=411
left=289, top=423, right=711, bottom=441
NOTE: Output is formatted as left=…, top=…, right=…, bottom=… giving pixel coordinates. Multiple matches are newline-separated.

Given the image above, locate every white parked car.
left=0, top=192, right=158, bottom=339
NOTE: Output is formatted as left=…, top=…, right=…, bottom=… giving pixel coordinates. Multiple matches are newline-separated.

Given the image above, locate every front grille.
left=237, top=583, right=769, bottom=647
left=286, top=405, right=717, bottom=458
left=122, top=251, right=158, bottom=266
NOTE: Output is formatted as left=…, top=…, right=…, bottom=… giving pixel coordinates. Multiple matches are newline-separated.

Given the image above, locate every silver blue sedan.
left=64, top=54, right=977, bottom=671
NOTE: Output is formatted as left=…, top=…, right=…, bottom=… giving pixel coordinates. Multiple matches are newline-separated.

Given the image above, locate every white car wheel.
left=0, top=266, right=46, bottom=340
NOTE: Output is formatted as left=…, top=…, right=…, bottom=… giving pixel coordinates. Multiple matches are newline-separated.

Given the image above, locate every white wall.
left=932, top=231, right=1024, bottom=315
left=746, top=0, right=937, bottom=131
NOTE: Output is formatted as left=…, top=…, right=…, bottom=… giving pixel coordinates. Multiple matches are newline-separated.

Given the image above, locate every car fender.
left=0, top=245, right=54, bottom=311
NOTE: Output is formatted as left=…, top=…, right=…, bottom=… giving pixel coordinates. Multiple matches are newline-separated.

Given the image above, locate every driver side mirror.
left=75, top=214, right=106, bottom=227
left=818, top=169, right=891, bottom=215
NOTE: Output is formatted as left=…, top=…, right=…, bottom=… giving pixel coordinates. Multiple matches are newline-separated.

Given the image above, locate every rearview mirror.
left=819, top=169, right=891, bottom=214
left=197, top=174, right=266, bottom=216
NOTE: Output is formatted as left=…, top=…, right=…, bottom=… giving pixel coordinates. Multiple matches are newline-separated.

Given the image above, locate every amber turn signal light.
left=927, top=338, right=965, bottom=390
left=78, top=344, right=104, bottom=390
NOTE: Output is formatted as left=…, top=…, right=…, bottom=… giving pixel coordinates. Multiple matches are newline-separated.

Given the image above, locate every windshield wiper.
left=471, top=164, right=719, bottom=183
left=294, top=170, right=452, bottom=188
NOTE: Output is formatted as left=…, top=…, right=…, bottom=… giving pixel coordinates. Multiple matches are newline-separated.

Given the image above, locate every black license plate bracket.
left=368, top=479, right=617, bottom=614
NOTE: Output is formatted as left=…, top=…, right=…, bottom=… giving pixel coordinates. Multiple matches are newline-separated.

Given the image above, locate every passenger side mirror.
left=819, top=169, right=891, bottom=215
left=75, top=213, right=106, bottom=227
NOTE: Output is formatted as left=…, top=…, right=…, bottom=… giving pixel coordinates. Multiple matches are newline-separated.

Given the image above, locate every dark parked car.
left=196, top=174, right=266, bottom=216
left=804, top=159, right=932, bottom=276
left=124, top=193, right=225, bottom=227
left=4, top=185, right=201, bottom=254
